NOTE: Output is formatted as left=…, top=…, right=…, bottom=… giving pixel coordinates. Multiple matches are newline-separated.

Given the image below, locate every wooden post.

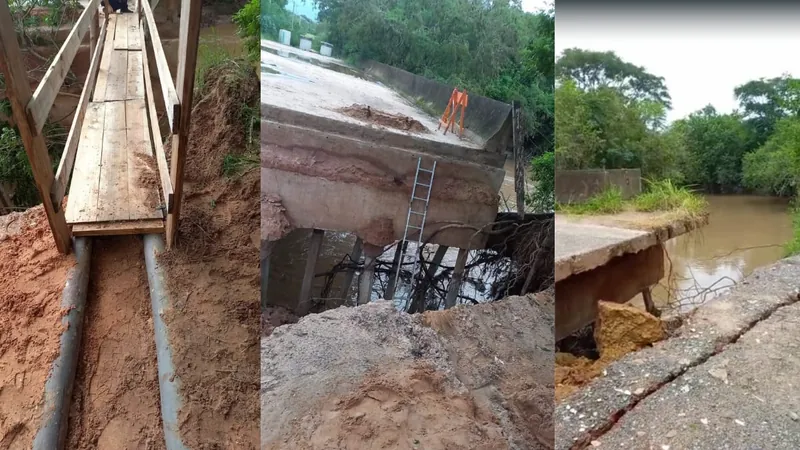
left=384, top=241, right=406, bottom=300
left=89, top=9, right=99, bottom=57
left=165, top=0, right=202, bottom=247
left=512, top=101, right=525, bottom=219
left=0, top=2, right=71, bottom=253
left=445, top=248, right=468, bottom=309
left=297, top=229, right=324, bottom=315
left=338, top=237, right=363, bottom=301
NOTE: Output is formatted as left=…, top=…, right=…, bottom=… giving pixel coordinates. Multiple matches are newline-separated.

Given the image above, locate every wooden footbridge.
left=0, top=0, right=202, bottom=253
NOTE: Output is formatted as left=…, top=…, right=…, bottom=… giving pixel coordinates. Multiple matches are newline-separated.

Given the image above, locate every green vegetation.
left=528, top=151, right=554, bottom=212
left=0, top=1, right=76, bottom=208
left=556, top=48, right=800, bottom=198
left=558, top=181, right=706, bottom=217
left=233, top=0, right=261, bottom=61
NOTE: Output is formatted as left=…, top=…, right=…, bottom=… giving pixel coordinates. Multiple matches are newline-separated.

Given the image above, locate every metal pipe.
left=33, top=237, right=92, bottom=450
left=143, top=234, right=189, bottom=450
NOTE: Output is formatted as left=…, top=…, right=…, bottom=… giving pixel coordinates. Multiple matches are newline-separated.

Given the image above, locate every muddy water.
left=645, top=195, right=792, bottom=313
left=199, top=22, right=244, bottom=56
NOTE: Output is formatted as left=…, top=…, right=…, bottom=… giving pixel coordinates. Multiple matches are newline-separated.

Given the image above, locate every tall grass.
left=557, top=186, right=625, bottom=215
left=633, top=179, right=707, bottom=216
left=557, top=179, right=707, bottom=216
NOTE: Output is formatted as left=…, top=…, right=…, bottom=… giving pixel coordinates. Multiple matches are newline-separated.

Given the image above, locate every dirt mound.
left=276, top=363, right=505, bottom=450
left=0, top=206, right=74, bottom=449
left=555, top=301, right=665, bottom=402
left=262, top=294, right=554, bottom=449
left=338, top=104, right=429, bottom=133
left=160, top=61, right=260, bottom=448
left=181, top=61, right=259, bottom=183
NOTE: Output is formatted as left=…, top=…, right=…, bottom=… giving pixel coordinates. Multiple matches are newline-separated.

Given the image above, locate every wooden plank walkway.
left=65, top=13, right=164, bottom=236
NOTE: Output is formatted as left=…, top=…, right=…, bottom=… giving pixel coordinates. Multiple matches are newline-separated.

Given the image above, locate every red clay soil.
left=271, top=363, right=506, bottom=450
left=159, top=61, right=260, bottom=449
left=66, top=236, right=164, bottom=448
left=0, top=206, right=75, bottom=449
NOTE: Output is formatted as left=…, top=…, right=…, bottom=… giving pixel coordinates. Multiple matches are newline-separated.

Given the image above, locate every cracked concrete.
left=556, top=255, right=800, bottom=450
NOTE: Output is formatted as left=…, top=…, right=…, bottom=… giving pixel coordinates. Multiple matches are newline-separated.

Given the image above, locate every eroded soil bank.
left=66, top=237, right=164, bottom=449
left=159, top=60, right=260, bottom=448
left=0, top=207, right=75, bottom=448
left=261, top=292, right=555, bottom=449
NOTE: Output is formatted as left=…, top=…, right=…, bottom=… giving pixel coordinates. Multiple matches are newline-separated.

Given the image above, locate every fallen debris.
left=337, top=103, right=429, bottom=133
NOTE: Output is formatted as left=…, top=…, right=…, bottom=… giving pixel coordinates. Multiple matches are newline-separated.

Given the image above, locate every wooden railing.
left=52, top=0, right=106, bottom=203
left=139, top=22, right=175, bottom=212
left=140, top=0, right=180, bottom=133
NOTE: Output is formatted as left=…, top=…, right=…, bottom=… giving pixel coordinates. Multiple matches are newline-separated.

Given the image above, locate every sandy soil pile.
left=555, top=301, right=664, bottom=401
left=66, top=237, right=164, bottom=449
left=262, top=292, right=554, bottom=449
left=160, top=61, right=260, bottom=449
left=337, top=104, right=429, bottom=133
left=0, top=206, right=74, bottom=448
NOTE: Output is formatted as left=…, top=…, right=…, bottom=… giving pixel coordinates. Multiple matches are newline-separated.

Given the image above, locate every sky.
left=556, top=2, right=800, bottom=122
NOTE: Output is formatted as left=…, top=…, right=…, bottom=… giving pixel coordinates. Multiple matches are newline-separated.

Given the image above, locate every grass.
left=557, top=179, right=707, bottom=217
left=222, top=153, right=258, bottom=178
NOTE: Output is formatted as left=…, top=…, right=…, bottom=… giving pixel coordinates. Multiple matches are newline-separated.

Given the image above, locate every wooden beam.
left=140, top=26, right=174, bottom=212
left=512, top=102, right=525, bottom=219
left=165, top=0, right=203, bottom=248
left=0, top=2, right=71, bottom=253
left=71, top=219, right=164, bottom=236
left=53, top=16, right=108, bottom=203
left=141, top=0, right=180, bottom=132
left=26, top=0, right=101, bottom=135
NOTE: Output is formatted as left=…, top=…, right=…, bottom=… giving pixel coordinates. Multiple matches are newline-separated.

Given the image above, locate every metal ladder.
left=394, top=157, right=437, bottom=305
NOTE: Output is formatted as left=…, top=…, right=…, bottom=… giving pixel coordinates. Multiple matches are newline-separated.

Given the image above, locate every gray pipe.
left=143, top=234, right=189, bottom=450
left=33, top=237, right=92, bottom=450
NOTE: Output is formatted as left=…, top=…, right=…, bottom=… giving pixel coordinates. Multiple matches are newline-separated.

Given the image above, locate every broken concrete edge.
left=260, top=104, right=506, bottom=168
left=143, top=234, right=189, bottom=450
left=554, top=213, right=709, bottom=282
left=33, top=237, right=92, bottom=450
left=555, top=255, right=800, bottom=450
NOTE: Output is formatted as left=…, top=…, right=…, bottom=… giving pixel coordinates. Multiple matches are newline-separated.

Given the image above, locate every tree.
left=672, top=106, right=749, bottom=193
left=735, top=75, right=800, bottom=147
left=556, top=48, right=671, bottom=109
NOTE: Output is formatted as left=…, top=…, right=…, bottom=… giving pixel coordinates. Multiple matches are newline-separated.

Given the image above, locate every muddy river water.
left=646, top=195, right=793, bottom=313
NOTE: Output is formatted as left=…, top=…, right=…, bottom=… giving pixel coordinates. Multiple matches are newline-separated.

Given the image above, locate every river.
left=641, top=195, right=793, bottom=313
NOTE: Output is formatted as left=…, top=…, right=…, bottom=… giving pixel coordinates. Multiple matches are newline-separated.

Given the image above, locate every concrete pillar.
left=338, top=237, right=363, bottom=301
left=384, top=241, right=406, bottom=300
left=260, top=240, right=275, bottom=311
left=297, top=229, right=325, bottom=316
left=427, top=245, right=449, bottom=279
left=357, top=243, right=383, bottom=306
left=445, top=248, right=468, bottom=309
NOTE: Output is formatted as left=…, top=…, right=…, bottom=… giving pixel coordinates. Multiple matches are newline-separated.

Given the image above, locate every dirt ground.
left=159, top=61, right=260, bottom=448
left=66, top=237, right=164, bottom=449
left=555, top=301, right=664, bottom=402
left=0, top=207, right=75, bottom=448
left=262, top=292, right=554, bottom=449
